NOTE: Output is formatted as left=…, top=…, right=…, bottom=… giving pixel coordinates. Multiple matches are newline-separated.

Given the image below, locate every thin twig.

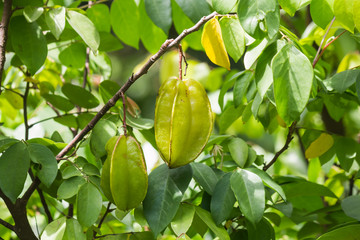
left=23, top=82, right=30, bottom=140
left=0, top=218, right=15, bottom=231
left=55, top=11, right=219, bottom=160
left=263, top=122, right=297, bottom=171
left=121, top=92, right=127, bottom=136
left=93, top=202, right=112, bottom=238
left=0, top=0, right=13, bottom=94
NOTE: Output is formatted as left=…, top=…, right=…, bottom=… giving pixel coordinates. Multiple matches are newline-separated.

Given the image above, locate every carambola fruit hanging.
left=155, top=77, right=213, bottom=168
left=100, top=135, right=148, bottom=211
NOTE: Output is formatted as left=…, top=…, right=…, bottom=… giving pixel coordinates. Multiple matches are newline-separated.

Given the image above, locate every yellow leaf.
left=305, top=133, right=334, bottom=159
left=201, top=18, right=230, bottom=70
left=4, top=90, right=23, bottom=109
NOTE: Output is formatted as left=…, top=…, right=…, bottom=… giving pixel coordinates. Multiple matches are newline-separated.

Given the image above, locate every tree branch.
left=263, top=122, right=297, bottom=171
left=0, top=218, right=15, bottom=231
left=55, top=11, right=219, bottom=160
left=93, top=202, right=113, bottom=238
left=0, top=0, right=13, bottom=94
left=23, top=81, right=30, bottom=140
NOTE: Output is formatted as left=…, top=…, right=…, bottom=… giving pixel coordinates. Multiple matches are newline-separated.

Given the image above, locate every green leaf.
left=43, top=94, right=75, bottom=112
left=59, top=43, right=87, bottom=69
left=23, top=6, right=43, bottom=22
left=10, top=16, right=47, bottom=75
left=282, top=181, right=338, bottom=198
left=98, top=32, right=123, bottom=52
left=62, top=165, right=82, bottom=179
left=143, top=164, right=184, bottom=236
left=27, top=138, right=67, bottom=155
left=195, top=207, right=230, bottom=240
left=233, top=70, right=254, bottom=107
left=41, top=217, right=66, bottom=240
left=28, top=143, right=58, bottom=188
left=90, top=119, right=117, bottom=158
left=317, top=224, right=360, bottom=240
left=334, top=0, right=355, bottom=33
left=139, top=0, right=168, bottom=54
left=57, top=176, right=86, bottom=199
left=191, top=162, right=219, bottom=195
left=171, top=204, right=195, bottom=236
left=334, top=136, right=358, bottom=172
left=247, top=168, right=287, bottom=201
left=62, top=83, right=99, bottom=109
left=54, top=115, right=78, bottom=128
left=230, top=169, right=265, bottom=224
left=3, top=89, right=23, bottom=109
left=278, top=0, right=311, bottom=16
left=77, top=182, right=102, bottom=227
left=99, top=80, right=120, bottom=103
left=63, top=219, right=86, bottom=240
left=219, top=104, right=245, bottom=133
left=244, top=37, right=268, bottom=69
left=310, top=0, right=334, bottom=29
left=247, top=217, right=275, bottom=240
left=219, top=17, right=245, bottom=63
left=210, top=173, right=236, bottom=225
left=111, top=0, right=140, bottom=49
left=228, top=138, right=249, bottom=168
left=341, top=195, right=360, bottom=221
left=66, top=10, right=100, bottom=52
left=0, top=142, right=30, bottom=203
left=174, top=0, right=211, bottom=23
left=272, top=44, right=313, bottom=125
left=323, top=69, right=360, bottom=93
left=218, top=72, right=238, bottom=110
left=45, top=7, right=66, bottom=40
left=126, top=115, right=154, bottom=130
left=0, top=138, right=19, bottom=153
left=171, top=0, right=203, bottom=50
left=144, top=0, right=172, bottom=34
left=86, top=4, right=111, bottom=32
left=212, top=0, right=238, bottom=14
left=237, top=0, right=279, bottom=39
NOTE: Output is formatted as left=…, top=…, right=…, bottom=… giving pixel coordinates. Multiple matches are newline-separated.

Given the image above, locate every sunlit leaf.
left=305, top=133, right=334, bottom=159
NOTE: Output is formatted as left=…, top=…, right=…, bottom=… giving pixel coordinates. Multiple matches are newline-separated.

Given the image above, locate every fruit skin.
left=100, top=135, right=148, bottom=211
left=155, top=77, right=213, bottom=168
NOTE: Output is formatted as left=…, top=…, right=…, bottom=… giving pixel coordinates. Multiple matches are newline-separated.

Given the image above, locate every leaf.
left=195, top=207, right=230, bottom=240
left=139, top=0, right=168, bottom=54
left=77, top=182, right=102, bottom=227
left=212, top=0, right=238, bottom=14
left=282, top=181, right=338, bottom=199
left=62, top=83, right=99, bottom=109
left=323, top=69, right=360, bottom=93
left=278, top=0, right=311, bottom=16
left=317, top=224, right=360, bottom=240
left=10, top=16, right=47, bottom=75
left=171, top=204, right=195, bottom=236
left=98, top=32, right=124, bottom=52
left=334, top=136, right=358, bottom=172
left=310, top=0, right=334, bottom=29
left=233, top=70, right=254, bottom=107
left=41, top=217, right=66, bottom=240
left=144, top=0, right=172, bottom=34
left=90, top=119, right=117, bottom=158
left=218, top=104, right=244, bottom=133
left=191, top=162, right=219, bottom=195
left=58, top=43, right=87, bottom=69
left=219, top=17, right=245, bottom=63
left=0, top=142, right=30, bottom=203
left=228, top=137, right=249, bottom=168
left=126, top=115, right=154, bottom=130
left=244, top=37, right=268, bottom=69
left=210, top=173, right=236, bottom=225
left=45, top=7, right=66, bottom=40
left=63, top=218, right=86, bottom=240
left=201, top=18, right=230, bottom=70
left=342, top=195, right=360, bottom=221
left=28, top=143, right=58, bottom=188
left=3, top=89, right=23, bottom=109
left=334, top=0, right=355, bottom=33
left=246, top=168, right=287, bottom=201
left=247, top=217, right=275, bottom=240
left=305, top=133, right=334, bottom=159
left=0, top=138, right=19, bottom=153
left=237, top=0, right=279, bottom=38
left=43, top=94, right=75, bottom=112
left=355, top=1, right=360, bottom=31
left=272, top=44, right=313, bottom=125
left=174, top=0, right=211, bottom=23
left=230, top=169, right=265, bottom=224
left=143, top=164, right=184, bottom=236
left=111, top=0, right=140, bottom=49
left=23, top=6, right=44, bottom=22
left=66, top=10, right=100, bottom=52
left=57, top=176, right=86, bottom=199
left=171, top=0, right=203, bottom=50
left=86, top=4, right=111, bottom=32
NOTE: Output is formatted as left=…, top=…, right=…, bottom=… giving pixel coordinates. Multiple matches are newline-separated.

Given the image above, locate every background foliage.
left=0, top=0, right=360, bottom=239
